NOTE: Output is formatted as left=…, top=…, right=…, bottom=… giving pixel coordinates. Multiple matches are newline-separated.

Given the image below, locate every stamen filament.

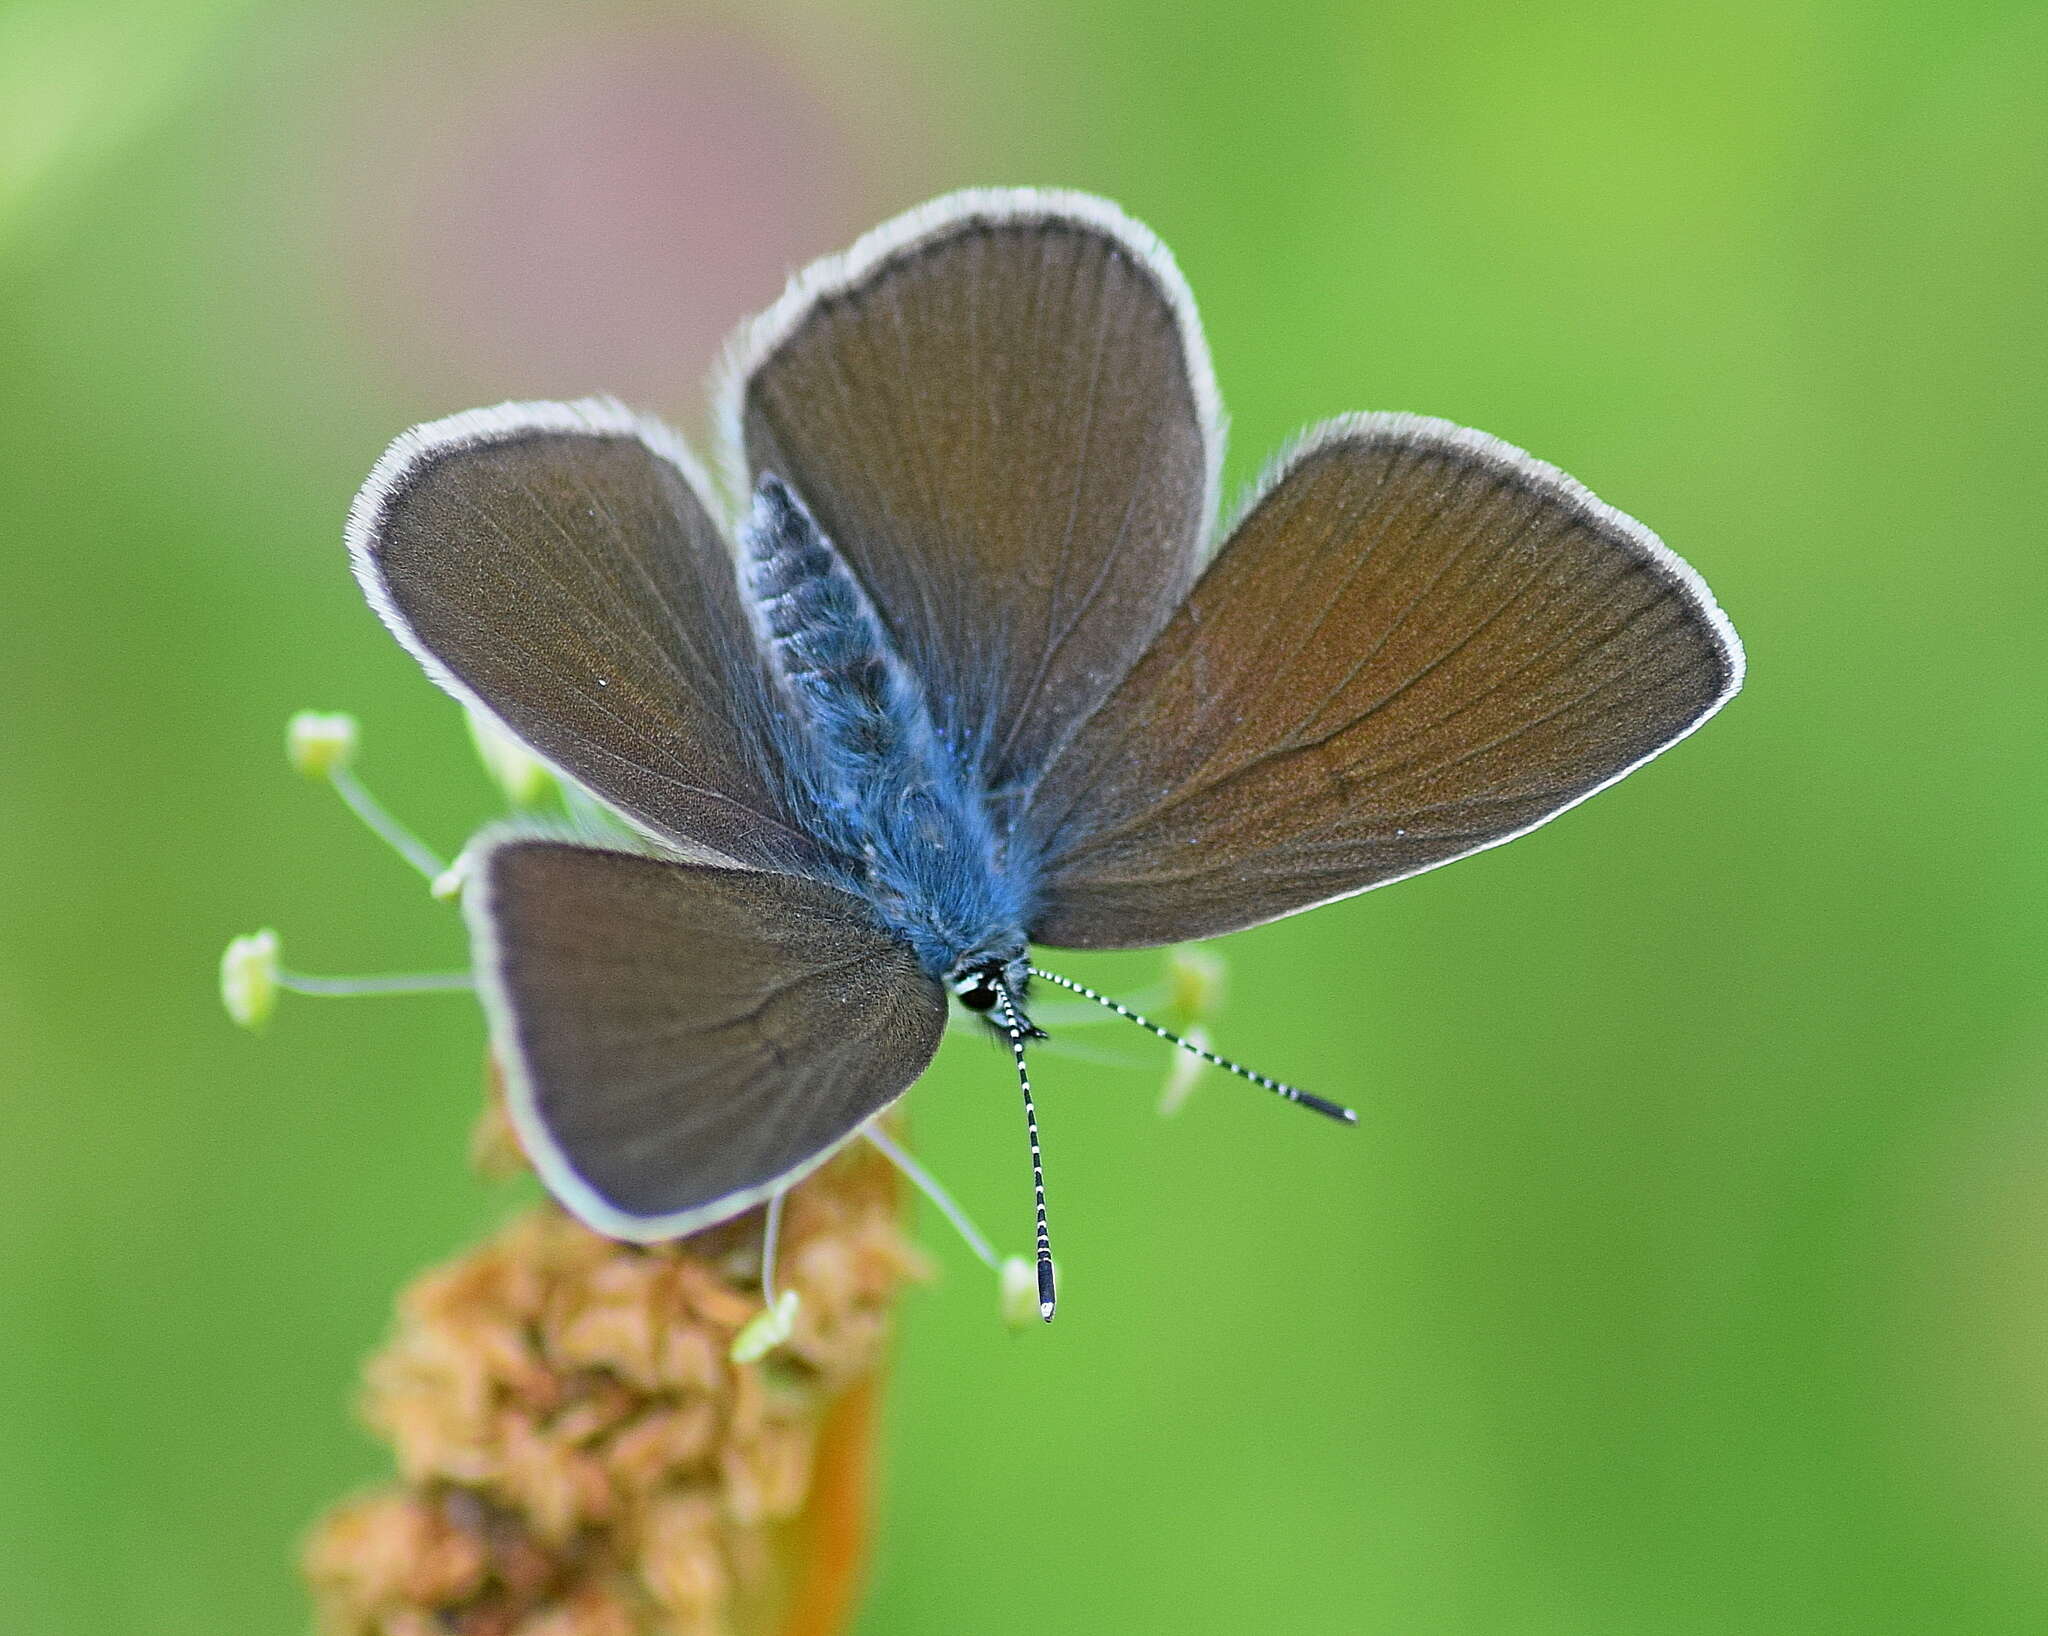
left=863, top=1124, right=1000, bottom=1270
left=277, top=970, right=476, bottom=996
left=761, top=1189, right=786, bottom=1304
left=329, top=765, right=447, bottom=880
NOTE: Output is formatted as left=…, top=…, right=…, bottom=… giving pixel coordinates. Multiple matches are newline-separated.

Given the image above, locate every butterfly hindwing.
left=469, top=836, right=948, bottom=1240
left=1023, top=415, right=1745, bottom=948
left=724, top=189, right=1218, bottom=795
left=350, top=399, right=823, bottom=874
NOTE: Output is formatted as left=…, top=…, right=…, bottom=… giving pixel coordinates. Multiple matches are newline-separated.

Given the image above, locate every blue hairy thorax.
left=738, top=475, right=1032, bottom=991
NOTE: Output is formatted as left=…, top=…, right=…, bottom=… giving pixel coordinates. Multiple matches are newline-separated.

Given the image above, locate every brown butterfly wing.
left=1024, top=416, right=1744, bottom=948
left=351, top=399, right=822, bottom=874
left=726, top=190, right=1217, bottom=795
left=469, top=837, right=947, bottom=1240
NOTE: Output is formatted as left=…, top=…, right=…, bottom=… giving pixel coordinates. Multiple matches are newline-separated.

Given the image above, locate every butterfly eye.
left=949, top=963, right=1004, bottom=1012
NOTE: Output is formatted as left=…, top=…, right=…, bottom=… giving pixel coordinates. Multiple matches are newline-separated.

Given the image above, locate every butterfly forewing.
left=1023, top=415, right=1744, bottom=948
left=350, top=400, right=821, bottom=874
left=470, top=838, right=948, bottom=1240
left=726, top=191, right=1217, bottom=794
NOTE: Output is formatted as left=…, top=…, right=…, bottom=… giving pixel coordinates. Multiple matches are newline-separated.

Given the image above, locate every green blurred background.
left=4, top=0, right=2046, bottom=1630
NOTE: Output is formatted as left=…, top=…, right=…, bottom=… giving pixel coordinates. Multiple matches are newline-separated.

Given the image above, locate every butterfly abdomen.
left=738, top=475, right=1030, bottom=975
left=741, top=475, right=918, bottom=780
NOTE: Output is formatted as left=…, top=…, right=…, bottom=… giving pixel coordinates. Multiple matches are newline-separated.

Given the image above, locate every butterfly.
left=348, top=189, right=1743, bottom=1320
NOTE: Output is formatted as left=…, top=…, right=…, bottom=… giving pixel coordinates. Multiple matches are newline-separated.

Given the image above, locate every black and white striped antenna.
left=1030, top=966, right=1357, bottom=1125
left=995, top=985, right=1057, bottom=1322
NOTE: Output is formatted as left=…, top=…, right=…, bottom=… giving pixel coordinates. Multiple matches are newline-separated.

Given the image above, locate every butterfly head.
left=947, top=955, right=1044, bottom=1038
